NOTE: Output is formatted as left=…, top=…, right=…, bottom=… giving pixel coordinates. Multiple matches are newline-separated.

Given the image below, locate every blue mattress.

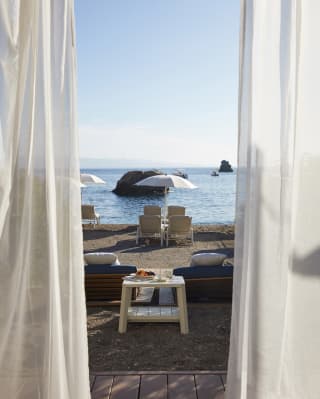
left=173, top=265, right=233, bottom=279
left=85, top=265, right=137, bottom=274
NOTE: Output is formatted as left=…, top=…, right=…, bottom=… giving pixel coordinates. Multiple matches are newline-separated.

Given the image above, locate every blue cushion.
left=173, top=265, right=233, bottom=279
left=85, top=265, right=137, bottom=274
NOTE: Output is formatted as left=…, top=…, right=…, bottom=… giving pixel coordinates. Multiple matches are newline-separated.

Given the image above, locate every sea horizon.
left=80, top=157, right=236, bottom=170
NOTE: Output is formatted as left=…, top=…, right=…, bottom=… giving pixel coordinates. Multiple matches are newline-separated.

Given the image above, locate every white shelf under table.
left=127, top=306, right=180, bottom=322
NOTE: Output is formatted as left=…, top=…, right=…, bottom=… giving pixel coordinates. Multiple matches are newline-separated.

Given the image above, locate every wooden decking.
left=90, top=371, right=226, bottom=399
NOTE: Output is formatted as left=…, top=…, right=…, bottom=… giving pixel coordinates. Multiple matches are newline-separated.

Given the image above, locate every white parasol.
left=80, top=173, right=105, bottom=184
left=134, top=174, right=197, bottom=216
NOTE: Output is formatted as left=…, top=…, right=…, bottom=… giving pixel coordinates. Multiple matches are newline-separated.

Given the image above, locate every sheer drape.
left=227, top=1, right=320, bottom=398
left=0, top=1, right=90, bottom=398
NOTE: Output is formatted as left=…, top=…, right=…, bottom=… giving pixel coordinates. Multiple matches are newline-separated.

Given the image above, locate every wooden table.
left=118, top=276, right=189, bottom=334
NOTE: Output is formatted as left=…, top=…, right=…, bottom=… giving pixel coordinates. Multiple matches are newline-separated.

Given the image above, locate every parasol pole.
left=160, top=185, right=168, bottom=281
left=164, top=185, right=168, bottom=220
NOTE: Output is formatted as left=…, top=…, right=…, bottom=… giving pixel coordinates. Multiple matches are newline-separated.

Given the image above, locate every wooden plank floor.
left=90, top=371, right=226, bottom=399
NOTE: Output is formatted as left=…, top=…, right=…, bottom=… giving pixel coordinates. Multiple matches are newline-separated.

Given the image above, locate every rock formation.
left=218, top=160, right=233, bottom=173
left=113, top=170, right=166, bottom=196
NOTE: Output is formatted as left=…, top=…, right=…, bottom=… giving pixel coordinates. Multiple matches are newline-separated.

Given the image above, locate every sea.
left=81, top=168, right=236, bottom=225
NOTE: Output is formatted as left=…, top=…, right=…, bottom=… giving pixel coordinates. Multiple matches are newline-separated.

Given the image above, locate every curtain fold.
left=0, top=1, right=90, bottom=398
left=227, top=1, right=320, bottom=398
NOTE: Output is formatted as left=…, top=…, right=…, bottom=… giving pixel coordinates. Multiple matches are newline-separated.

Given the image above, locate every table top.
left=122, top=275, right=185, bottom=288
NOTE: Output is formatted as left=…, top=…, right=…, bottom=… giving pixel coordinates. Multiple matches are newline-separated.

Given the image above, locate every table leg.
left=176, top=286, right=189, bottom=334
left=118, top=287, right=132, bottom=333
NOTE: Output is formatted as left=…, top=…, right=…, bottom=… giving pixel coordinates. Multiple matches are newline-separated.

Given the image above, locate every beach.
left=83, top=223, right=234, bottom=272
left=84, top=224, right=234, bottom=372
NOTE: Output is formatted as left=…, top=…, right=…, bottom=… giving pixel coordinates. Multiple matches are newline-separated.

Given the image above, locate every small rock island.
left=218, top=160, right=233, bottom=173
left=113, top=170, right=166, bottom=196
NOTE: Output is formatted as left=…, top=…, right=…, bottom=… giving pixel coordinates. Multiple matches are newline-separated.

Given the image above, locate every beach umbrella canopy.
left=80, top=173, right=105, bottom=184
left=135, top=174, right=197, bottom=189
left=135, top=174, right=197, bottom=215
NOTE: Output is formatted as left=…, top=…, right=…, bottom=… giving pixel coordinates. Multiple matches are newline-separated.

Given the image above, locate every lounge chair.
left=81, top=204, right=100, bottom=226
left=85, top=264, right=137, bottom=302
left=143, top=205, right=161, bottom=216
left=167, top=205, right=186, bottom=217
left=166, top=215, right=193, bottom=247
left=173, top=264, right=233, bottom=301
left=173, top=253, right=232, bottom=301
left=136, top=215, right=164, bottom=246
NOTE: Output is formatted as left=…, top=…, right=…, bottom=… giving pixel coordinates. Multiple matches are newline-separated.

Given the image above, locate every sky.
left=75, top=0, right=240, bottom=168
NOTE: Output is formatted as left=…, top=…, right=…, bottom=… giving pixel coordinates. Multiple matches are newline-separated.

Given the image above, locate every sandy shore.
left=83, top=224, right=234, bottom=372
left=83, top=223, right=234, bottom=273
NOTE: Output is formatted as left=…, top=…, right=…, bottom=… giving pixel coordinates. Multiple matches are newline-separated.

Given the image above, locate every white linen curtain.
left=227, top=1, right=320, bottom=398
left=0, top=1, right=90, bottom=398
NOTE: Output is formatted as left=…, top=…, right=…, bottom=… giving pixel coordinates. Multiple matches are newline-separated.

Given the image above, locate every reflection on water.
left=81, top=167, right=236, bottom=225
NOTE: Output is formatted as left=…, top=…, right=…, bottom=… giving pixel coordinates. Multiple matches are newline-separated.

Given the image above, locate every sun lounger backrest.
left=167, top=206, right=186, bottom=217
left=82, top=204, right=96, bottom=219
left=139, top=215, right=161, bottom=233
left=168, top=215, right=191, bottom=233
left=144, top=205, right=161, bottom=216
left=82, top=204, right=100, bottom=225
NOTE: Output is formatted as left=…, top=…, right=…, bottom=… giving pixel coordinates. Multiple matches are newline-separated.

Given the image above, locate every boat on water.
left=173, top=169, right=188, bottom=179
left=211, top=171, right=219, bottom=176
